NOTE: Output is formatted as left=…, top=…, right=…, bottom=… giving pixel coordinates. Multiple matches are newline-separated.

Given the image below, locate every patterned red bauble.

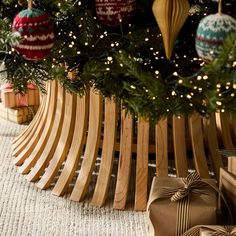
left=95, top=0, right=136, bottom=27
left=12, top=8, right=54, bottom=61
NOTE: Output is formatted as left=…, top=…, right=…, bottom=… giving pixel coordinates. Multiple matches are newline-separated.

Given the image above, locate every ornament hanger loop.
left=28, top=0, right=33, bottom=10
left=218, top=0, right=222, bottom=15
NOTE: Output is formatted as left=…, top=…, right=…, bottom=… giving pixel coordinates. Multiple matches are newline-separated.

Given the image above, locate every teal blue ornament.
left=195, top=13, right=236, bottom=61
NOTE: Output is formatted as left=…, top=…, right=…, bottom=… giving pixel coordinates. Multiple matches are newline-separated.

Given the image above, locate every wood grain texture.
left=203, top=114, right=223, bottom=180
left=216, top=113, right=234, bottom=149
left=52, top=94, right=89, bottom=196
left=13, top=80, right=56, bottom=166
left=228, top=156, right=236, bottom=175
left=173, top=116, right=188, bottom=177
left=18, top=82, right=63, bottom=175
left=230, top=114, right=236, bottom=146
left=155, top=119, right=168, bottom=177
left=91, top=99, right=118, bottom=207
left=113, top=111, right=133, bottom=210
left=12, top=86, right=44, bottom=145
left=134, top=117, right=149, bottom=211
left=70, top=91, right=103, bottom=202
left=36, top=91, right=76, bottom=189
left=12, top=95, right=46, bottom=157
left=189, top=114, right=210, bottom=178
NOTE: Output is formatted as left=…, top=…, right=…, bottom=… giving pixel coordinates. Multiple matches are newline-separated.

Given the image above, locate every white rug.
left=0, top=118, right=148, bottom=236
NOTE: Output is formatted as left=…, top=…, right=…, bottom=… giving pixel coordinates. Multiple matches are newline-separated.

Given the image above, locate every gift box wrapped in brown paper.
left=147, top=172, right=218, bottom=236
left=219, top=168, right=236, bottom=224
left=0, top=102, right=38, bottom=124
left=181, top=225, right=236, bottom=236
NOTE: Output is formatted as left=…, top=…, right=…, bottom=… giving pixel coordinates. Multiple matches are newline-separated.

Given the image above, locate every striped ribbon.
left=176, top=198, right=190, bottom=236
left=181, top=225, right=236, bottom=236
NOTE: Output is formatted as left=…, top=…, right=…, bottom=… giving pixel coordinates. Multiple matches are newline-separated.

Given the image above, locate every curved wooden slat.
left=12, top=95, right=47, bottom=157
left=36, top=91, right=76, bottom=189
left=51, top=94, right=89, bottom=196
left=155, top=118, right=168, bottom=177
left=134, top=117, right=149, bottom=211
left=113, top=111, right=133, bottom=210
left=188, top=113, right=210, bottom=178
left=216, top=113, right=234, bottom=149
left=173, top=116, right=188, bottom=177
left=70, top=91, right=103, bottom=202
left=203, top=114, right=223, bottom=180
left=21, top=83, right=64, bottom=177
left=12, top=93, right=45, bottom=146
left=228, top=156, right=236, bottom=175
left=12, top=84, right=45, bottom=145
left=230, top=114, right=236, bottom=145
left=13, top=81, right=57, bottom=166
left=91, top=99, right=118, bottom=207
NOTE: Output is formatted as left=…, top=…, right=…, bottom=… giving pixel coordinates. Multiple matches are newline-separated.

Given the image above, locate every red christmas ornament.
left=12, top=8, right=54, bottom=61
left=95, top=0, right=136, bottom=27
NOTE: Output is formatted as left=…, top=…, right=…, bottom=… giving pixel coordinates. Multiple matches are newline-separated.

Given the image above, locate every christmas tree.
left=0, top=0, right=236, bottom=122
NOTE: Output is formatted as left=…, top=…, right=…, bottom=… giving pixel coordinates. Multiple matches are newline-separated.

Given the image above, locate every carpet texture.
left=0, top=117, right=148, bottom=236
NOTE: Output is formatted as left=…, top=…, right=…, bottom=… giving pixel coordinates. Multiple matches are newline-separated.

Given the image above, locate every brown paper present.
left=181, top=225, right=236, bottom=236
left=219, top=168, right=236, bottom=224
left=147, top=172, right=218, bottom=236
left=0, top=83, right=40, bottom=108
left=0, top=102, right=38, bottom=124
left=228, top=156, right=236, bottom=176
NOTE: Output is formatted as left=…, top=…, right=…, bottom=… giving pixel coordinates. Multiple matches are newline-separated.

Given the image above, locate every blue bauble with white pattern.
left=195, top=13, right=236, bottom=61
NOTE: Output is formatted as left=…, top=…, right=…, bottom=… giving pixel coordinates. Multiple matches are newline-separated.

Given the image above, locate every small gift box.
left=182, top=225, right=236, bottom=236
left=147, top=172, right=218, bottom=236
left=219, top=168, right=236, bottom=224
left=0, top=83, right=40, bottom=108
left=0, top=102, right=38, bottom=124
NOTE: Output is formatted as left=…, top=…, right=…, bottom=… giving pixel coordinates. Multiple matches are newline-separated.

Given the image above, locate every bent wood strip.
left=91, top=99, right=118, bottom=207
left=36, top=91, right=76, bottom=189
left=173, top=116, right=188, bottom=177
left=134, top=117, right=149, bottom=211
left=70, top=91, right=103, bottom=202
left=228, top=156, right=236, bottom=175
left=13, top=81, right=56, bottom=166
left=12, top=94, right=45, bottom=146
left=155, top=119, right=168, bottom=177
left=218, top=113, right=234, bottom=149
left=113, top=111, right=133, bottom=210
left=12, top=96, right=47, bottom=157
left=12, top=84, right=45, bottom=145
left=230, top=114, right=236, bottom=145
left=21, top=83, right=65, bottom=177
left=188, top=114, right=210, bottom=178
left=52, top=94, right=89, bottom=196
left=203, top=114, right=223, bottom=180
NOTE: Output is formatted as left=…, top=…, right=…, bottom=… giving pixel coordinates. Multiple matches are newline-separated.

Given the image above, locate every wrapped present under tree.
left=0, top=102, right=38, bottom=124
left=0, top=83, right=40, bottom=108
left=147, top=172, right=232, bottom=236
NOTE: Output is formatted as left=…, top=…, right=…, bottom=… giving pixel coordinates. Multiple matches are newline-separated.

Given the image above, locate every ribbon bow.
left=181, top=225, right=236, bottom=236
left=207, top=226, right=236, bottom=236
left=157, top=171, right=210, bottom=202
left=171, top=171, right=209, bottom=202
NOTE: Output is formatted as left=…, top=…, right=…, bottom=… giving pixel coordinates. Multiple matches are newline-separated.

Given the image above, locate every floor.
left=0, top=117, right=148, bottom=236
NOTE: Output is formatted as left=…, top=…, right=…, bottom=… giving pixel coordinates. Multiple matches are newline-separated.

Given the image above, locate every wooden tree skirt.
left=12, top=80, right=236, bottom=210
